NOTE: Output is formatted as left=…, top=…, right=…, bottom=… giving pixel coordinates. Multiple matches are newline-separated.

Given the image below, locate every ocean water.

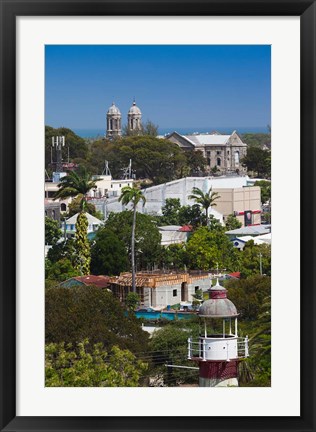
left=73, top=126, right=270, bottom=139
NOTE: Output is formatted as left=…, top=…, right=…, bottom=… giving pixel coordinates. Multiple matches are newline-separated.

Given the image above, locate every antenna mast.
left=51, top=136, right=65, bottom=172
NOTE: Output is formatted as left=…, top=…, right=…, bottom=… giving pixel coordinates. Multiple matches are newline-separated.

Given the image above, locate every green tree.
left=188, top=187, right=220, bottom=226
left=225, top=214, right=242, bottom=231
left=45, top=340, right=148, bottom=387
left=159, top=243, right=188, bottom=271
left=90, top=228, right=129, bottom=276
left=118, top=186, right=146, bottom=292
left=185, top=226, right=239, bottom=271
left=45, top=216, right=62, bottom=246
left=74, top=212, right=91, bottom=275
left=239, top=242, right=271, bottom=278
left=161, top=198, right=182, bottom=225
left=183, top=150, right=207, bottom=176
left=241, top=132, right=271, bottom=149
left=241, top=147, right=271, bottom=178
left=149, top=323, right=199, bottom=386
left=225, top=275, right=271, bottom=321
left=247, top=295, right=271, bottom=386
left=142, top=120, right=159, bottom=137
left=125, top=292, right=140, bottom=312
left=45, top=286, right=149, bottom=354
left=47, top=238, right=76, bottom=264
left=254, top=180, right=271, bottom=205
left=45, top=126, right=89, bottom=171
left=104, top=211, right=161, bottom=271
left=67, top=195, right=103, bottom=219
left=54, top=168, right=100, bottom=275
left=46, top=257, right=79, bottom=282
left=100, top=136, right=187, bottom=184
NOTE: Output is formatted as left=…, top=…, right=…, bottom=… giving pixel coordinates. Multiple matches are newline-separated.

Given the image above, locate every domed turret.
left=107, top=102, right=121, bottom=115
left=106, top=102, right=122, bottom=139
left=128, top=101, right=142, bottom=115
left=128, top=100, right=142, bottom=133
left=198, top=279, right=238, bottom=318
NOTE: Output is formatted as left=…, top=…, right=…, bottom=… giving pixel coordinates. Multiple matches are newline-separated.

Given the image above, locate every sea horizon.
left=72, top=126, right=270, bottom=139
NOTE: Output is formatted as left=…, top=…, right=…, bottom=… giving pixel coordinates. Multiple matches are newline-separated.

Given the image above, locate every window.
left=206, top=151, right=211, bottom=166
left=173, top=289, right=177, bottom=297
left=52, top=210, right=55, bottom=220
left=60, top=203, right=66, bottom=212
left=235, top=151, right=240, bottom=164
left=217, top=158, right=221, bottom=166
left=195, top=286, right=199, bottom=292
left=217, top=151, right=221, bottom=155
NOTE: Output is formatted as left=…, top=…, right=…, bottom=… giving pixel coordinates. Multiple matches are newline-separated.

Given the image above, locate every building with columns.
left=106, top=100, right=142, bottom=138
left=127, top=100, right=142, bottom=133
left=106, top=102, right=122, bottom=138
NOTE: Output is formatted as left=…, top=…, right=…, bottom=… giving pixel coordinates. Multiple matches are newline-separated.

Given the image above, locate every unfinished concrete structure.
left=108, top=272, right=211, bottom=308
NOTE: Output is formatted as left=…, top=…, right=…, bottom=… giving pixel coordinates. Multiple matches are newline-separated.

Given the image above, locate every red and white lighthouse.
left=188, top=278, right=249, bottom=387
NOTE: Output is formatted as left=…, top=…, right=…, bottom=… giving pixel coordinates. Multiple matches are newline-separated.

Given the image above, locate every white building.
left=104, top=175, right=261, bottom=226
left=63, top=212, right=103, bottom=237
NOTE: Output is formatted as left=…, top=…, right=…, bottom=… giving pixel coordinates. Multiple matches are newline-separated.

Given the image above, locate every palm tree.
left=53, top=168, right=99, bottom=211
left=53, top=168, right=100, bottom=275
left=119, top=185, right=146, bottom=292
left=188, top=186, right=220, bottom=226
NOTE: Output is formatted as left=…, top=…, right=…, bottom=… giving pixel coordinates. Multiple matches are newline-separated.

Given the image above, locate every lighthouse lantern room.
left=188, top=278, right=249, bottom=387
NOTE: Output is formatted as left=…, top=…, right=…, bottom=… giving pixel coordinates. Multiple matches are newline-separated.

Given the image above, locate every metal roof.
left=225, top=225, right=270, bottom=236
left=185, top=134, right=231, bottom=146
left=66, top=212, right=103, bottom=225
left=199, top=298, right=238, bottom=318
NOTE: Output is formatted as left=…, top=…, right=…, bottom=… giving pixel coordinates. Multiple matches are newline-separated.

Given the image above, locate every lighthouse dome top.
left=128, top=101, right=142, bottom=115
left=107, top=102, right=121, bottom=115
left=199, top=278, right=238, bottom=318
left=198, top=297, right=238, bottom=318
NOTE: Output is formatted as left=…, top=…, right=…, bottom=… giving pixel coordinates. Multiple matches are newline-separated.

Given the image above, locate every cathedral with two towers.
left=106, top=100, right=142, bottom=138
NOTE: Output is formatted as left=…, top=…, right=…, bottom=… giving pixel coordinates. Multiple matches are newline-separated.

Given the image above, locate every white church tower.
left=127, top=100, right=142, bottom=134
left=106, top=102, right=122, bottom=139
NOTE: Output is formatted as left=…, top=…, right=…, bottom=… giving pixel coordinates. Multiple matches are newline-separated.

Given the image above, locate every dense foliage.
left=90, top=228, right=129, bottom=276
left=185, top=226, right=240, bottom=271
left=46, top=340, right=148, bottom=387
left=241, top=146, right=271, bottom=178
left=45, top=286, right=149, bottom=354
left=45, top=126, right=89, bottom=173
left=103, top=211, right=162, bottom=271
left=241, top=132, right=271, bottom=149
left=45, top=217, right=62, bottom=246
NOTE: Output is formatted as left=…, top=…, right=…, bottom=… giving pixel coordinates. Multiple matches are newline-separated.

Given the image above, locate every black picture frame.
left=1, top=1, right=315, bottom=431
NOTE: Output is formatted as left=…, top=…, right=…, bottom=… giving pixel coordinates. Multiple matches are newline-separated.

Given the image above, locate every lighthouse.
left=188, top=278, right=249, bottom=387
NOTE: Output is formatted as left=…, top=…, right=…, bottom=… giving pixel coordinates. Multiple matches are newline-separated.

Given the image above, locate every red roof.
left=179, top=225, right=192, bottom=232
left=73, top=275, right=110, bottom=288
left=228, top=272, right=241, bottom=278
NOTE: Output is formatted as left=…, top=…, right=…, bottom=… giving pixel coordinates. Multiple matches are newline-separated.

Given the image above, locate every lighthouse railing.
left=188, top=336, right=249, bottom=361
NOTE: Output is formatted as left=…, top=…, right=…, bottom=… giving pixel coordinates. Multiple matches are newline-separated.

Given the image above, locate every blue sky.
left=45, top=45, right=271, bottom=131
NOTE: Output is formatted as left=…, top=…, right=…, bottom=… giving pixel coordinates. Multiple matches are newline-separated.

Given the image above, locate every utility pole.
left=259, top=252, right=263, bottom=275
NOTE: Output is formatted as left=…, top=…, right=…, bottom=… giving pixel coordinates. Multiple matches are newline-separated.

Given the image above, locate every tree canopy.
left=188, top=187, right=220, bottom=226
left=241, top=147, right=271, bottom=178
left=104, top=211, right=162, bottom=271
left=45, top=126, right=89, bottom=172
left=45, top=216, right=62, bottom=246
left=45, top=286, right=149, bottom=354
left=46, top=340, right=148, bottom=387
left=185, top=226, right=240, bottom=271
left=90, top=228, right=129, bottom=276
